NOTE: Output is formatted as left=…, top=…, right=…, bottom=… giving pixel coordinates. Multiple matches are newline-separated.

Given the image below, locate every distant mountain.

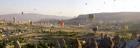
left=65, top=12, right=140, bottom=25
left=0, top=13, right=72, bottom=22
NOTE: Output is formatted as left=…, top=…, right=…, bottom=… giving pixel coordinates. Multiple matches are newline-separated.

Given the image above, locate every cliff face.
left=0, top=13, right=71, bottom=22
left=65, top=12, right=140, bottom=25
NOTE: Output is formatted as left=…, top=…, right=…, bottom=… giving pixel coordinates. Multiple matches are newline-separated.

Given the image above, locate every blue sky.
left=0, top=0, right=140, bottom=17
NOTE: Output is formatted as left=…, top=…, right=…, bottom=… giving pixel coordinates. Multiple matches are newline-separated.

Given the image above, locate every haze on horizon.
left=0, top=0, right=140, bottom=17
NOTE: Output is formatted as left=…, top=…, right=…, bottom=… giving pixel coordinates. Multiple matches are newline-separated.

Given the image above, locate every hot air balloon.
left=33, top=8, right=37, bottom=11
left=85, top=3, right=87, bottom=5
left=104, top=1, right=106, bottom=4
left=59, top=20, right=64, bottom=28
left=113, top=0, right=116, bottom=2
left=21, top=12, right=24, bottom=15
